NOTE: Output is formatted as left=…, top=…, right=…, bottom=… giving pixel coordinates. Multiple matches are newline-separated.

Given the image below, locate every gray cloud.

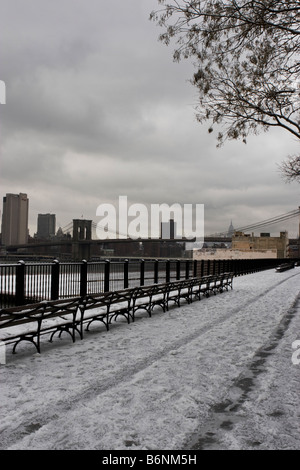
left=0, top=0, right=299, bottom=238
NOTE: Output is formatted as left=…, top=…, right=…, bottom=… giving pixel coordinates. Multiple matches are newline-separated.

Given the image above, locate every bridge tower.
left=72, top=219, right=92, bottom=260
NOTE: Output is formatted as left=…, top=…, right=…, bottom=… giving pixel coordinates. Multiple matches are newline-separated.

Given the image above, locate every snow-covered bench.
left=0, top=297, right=82, bottom=354
left=130, top=283, right=168, bottom=319
left=165, top=279, right=194, bottom=309
left=275, top=263, right=295, bottom=272
left=0, top=273, right=234, bottom=356
left=190, top=275, right=214, bottom=299
left=221, top=272, right=234, bottom=291
left=189, top=273, right=234, bottom=299
left=78, top=288, right=133, bottom=331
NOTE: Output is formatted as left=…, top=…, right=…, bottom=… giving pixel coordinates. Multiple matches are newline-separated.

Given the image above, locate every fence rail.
left=0, top=257, right=293, bottom=308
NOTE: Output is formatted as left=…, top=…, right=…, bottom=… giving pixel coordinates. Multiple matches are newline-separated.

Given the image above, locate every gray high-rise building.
left=37, top=213, right=56, bottom=239
left=227, top=220, right=235, bottom=237
left=161, top=219, right=176, bottom=239
left=1, top=193, right=29, bottom=245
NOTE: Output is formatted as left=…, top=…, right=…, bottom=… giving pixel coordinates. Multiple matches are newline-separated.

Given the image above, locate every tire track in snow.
left=2, top=271, right=300, bottom=449
left=186, top=275, right=300, bottom=450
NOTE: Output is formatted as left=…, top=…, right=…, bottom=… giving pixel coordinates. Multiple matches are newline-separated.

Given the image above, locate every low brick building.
left=231, top=231, right=288, bottom=258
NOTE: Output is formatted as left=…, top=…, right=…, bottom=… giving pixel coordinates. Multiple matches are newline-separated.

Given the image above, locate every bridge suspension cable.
left=209, top=208, right=300, bottom=237
left=61, top=222, right=73, bottom=234
left=91, top=221, right=129, bottom=239
left=234, top=209, right=300, bottom=233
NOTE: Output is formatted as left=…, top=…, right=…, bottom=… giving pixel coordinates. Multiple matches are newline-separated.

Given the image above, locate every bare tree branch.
left=151, top=0, right=300, bottom=180
left=279, top=155, right=300, bottom=182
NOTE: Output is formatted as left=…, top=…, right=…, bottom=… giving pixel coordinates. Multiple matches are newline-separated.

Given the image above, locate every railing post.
left=201, top=260, right=204, bottom=277
left=185, top=260, right=190, bottom=279
left=80, top=259, right=88, bottom=297
left=104, top=259, right=110, bottom=292
left=176, top=259, right=181, bottom=280
left=51, top=259, right=60, bottom=300
left=166, top=259, right=170, bottom=283
left=207, top=260, right=211, bottom=275
left=140, top=259, right=145, bottom=286
left=154, top=259, right=159, bottom=284
left=219, top=260, right=223, bottom=274
left=234, top=260, right=239, bottom=276
left=16, top=260, right=25, bottom=306
left=124, top=259, right=129, bottom=289
left=212, top=260, right=216, bottom=275
left=193, top=259, right=197, bottom=278
left=233, top=259, right=236, bottom=276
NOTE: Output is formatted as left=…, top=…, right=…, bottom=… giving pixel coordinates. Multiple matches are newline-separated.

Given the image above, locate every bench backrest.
left=0, top=301, right=48, bottom=329
left=0, top=297, right=81, bottom=329
left=132, top=283, right=168, bottom=301
left=80, top=288, right=133, bottom=311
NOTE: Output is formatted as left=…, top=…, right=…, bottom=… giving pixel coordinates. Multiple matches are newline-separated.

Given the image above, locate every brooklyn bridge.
left=3, top=208, right=300, bottom=260
left=4, top=218, right=204, bottom=260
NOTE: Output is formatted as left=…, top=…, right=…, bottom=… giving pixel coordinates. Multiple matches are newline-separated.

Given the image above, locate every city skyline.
left=1, top=191, right=300, bottom=242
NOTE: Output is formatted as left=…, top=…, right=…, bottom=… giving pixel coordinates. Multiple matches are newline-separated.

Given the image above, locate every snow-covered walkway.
left=1, top=268, right=300, bottom=450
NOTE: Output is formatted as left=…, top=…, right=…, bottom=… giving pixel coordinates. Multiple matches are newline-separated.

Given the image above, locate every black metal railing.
left=0, top=257, right=293, bottom=308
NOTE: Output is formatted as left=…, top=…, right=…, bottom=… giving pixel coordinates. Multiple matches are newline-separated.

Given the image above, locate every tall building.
left=36, top=213, right=56, bottom=239
left=227, top=220, right=235, bottom=237
left=1, top=193, right=29, bottom=245
left=161, top=219, right=176, bottom=239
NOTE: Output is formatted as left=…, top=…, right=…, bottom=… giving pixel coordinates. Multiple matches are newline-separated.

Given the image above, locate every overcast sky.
left=0, top=0, right=299, bottom=238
